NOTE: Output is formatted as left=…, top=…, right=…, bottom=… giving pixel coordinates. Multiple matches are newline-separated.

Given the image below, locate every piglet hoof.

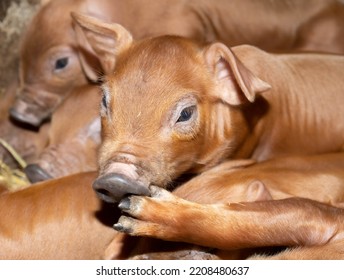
left=113, top=216, right=136, bottom=234
left=24, top=164, right=53, bottom=183
left=92, top=173, right=150, bottom=204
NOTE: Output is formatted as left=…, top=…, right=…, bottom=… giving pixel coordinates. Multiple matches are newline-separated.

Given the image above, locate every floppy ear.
left=204, top=43, right=271, bottom=105
left=71, top=12, right=133, bottom=81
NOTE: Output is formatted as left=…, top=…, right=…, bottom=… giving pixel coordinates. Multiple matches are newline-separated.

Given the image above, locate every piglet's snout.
left=93, top=173, right=150, bottom=204
left=24, top=164, right=53, bottom=183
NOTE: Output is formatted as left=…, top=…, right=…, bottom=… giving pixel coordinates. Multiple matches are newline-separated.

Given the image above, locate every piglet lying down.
left=10, top=0, right=344, bottom=127
left=73, top=14, right=344, bottom=258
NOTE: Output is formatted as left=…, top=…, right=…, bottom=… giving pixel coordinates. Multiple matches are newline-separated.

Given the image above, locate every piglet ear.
left=71, top=12, right=133, bottom=80
left=204, top=43, right=271, bottom=105
left=246, top=180, right=273, bottom=202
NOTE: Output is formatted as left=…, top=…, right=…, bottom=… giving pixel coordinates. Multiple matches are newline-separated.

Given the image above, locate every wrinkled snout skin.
left=10, top=87, right=61, bottom=127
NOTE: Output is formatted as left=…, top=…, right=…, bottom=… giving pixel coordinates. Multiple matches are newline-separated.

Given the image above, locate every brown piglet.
left=73, top=16, right=344, bottom=258
left=10, top=0, right=344, bottom=127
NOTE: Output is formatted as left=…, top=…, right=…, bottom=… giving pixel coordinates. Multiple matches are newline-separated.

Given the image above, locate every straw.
left=0, top=138, right=27, bottom=168
left=0, top=138, right=30, bottom=191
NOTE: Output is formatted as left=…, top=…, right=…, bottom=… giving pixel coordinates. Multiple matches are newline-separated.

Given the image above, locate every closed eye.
left=100, top=84, right=111, bottom=117
left=176, top=105, right=196, bottom=123
left=55, top=57, right=69, bottom=70
left=102, top=94, right=107, bottom=109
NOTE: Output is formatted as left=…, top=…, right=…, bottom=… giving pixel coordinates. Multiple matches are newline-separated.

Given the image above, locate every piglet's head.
left=10, top=1, right=94, bottom=127
left=72, top=14, right=270, bottom=203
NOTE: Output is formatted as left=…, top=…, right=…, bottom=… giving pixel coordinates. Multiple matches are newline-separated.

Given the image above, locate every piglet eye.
left=101, top=94, right=107, bottom=109
left=177, top=106, right=195, bottom=123
left=55, top=57, right=69, bottom=70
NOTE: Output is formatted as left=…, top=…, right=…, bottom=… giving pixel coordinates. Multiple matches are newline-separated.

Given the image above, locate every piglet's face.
left=10, top=1, right=89, bottom=127
left=72, top=13, right=271, bottom=203
left=10, top=45, right=86, bottom=127
left=98, top=37, right=209, bottom=190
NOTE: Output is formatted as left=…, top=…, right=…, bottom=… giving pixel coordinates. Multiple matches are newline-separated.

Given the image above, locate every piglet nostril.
left=92, top=173, right=150, bottom=204
left=95, top=188, right=115, bottom=204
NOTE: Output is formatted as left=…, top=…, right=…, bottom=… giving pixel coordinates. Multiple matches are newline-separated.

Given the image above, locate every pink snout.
left=10, top=100, right=49, bottom=127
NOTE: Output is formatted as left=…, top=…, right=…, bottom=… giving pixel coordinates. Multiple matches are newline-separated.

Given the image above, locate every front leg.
left=113, top=153, right=344, bottom=252
left=115, top=186, right=344, bottom=250
left=114, top=185, right=218, bottom=243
